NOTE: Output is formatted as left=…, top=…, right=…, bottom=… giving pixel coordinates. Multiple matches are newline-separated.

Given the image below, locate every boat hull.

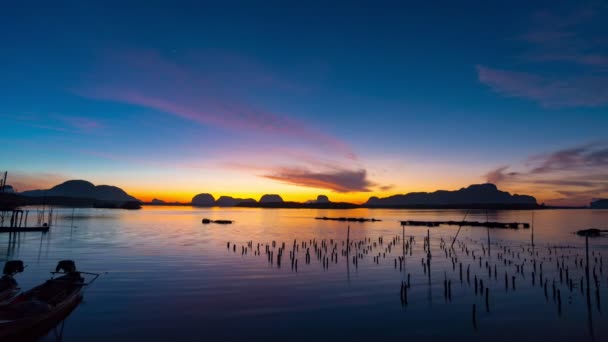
left=0, top=278, right=84, bottom=341
left=0, top=288, right=18, bottom=303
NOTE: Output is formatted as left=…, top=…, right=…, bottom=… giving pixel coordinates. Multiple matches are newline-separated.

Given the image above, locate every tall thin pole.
left=346, top=225, right=350, bottom=252
left=1, top=171, right=7, bottom=193
left=402, top=224, right=405, bottom=256
left=585, top=234, right=594, bottom=339
left=486, top=209, right=490, bottom=256
left=450, top=210, right=469, bottom=249
left=531, top=211, right=535, bottom=247
left=586, top=235, right=590, bottom=299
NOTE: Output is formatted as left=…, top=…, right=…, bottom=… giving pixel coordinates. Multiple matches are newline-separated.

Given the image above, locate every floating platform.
left=576, top=228, right=608, bottom=237
left=315, top=216, right=382, bottom=222
left=0, top=226, right=50, bottom=233
left=400, top=220, right=529, bottom=229
left=202, top=218, right=233, bottom=224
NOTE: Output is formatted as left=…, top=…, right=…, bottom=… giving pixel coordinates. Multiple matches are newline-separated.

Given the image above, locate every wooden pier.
left=400, top=220, right=530, bottom=229
left=0, top=209, right=54, bottom=233
left=315, top=216, right=382, bottom=222
left=0, top=225, right=50, bottom=233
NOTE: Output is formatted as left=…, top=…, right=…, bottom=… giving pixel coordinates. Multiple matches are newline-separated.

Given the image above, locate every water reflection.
left=0, top=207, right=605, bottom=340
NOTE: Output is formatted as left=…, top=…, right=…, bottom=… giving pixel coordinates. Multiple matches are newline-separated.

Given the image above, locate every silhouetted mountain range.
left=216, top=196, right=256, bottom=207
left=591, top=199, right=608, bottom=209
left=2, top=180, right=553, bottom=210
left=190, top=185, right=538, bottom=209
left=365, top=183, right=538, bottom=209
left=16, top=180, right=140, bottom=208
left=22, top=180, right=138, bottom=202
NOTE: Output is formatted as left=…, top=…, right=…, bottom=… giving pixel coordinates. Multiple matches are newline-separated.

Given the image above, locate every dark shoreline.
left=2, top=194, right=594, bottom=210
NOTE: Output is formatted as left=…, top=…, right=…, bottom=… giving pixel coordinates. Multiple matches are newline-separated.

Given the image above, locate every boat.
left=0, top=260, right=99, bottom=340
left=0, top=261, right=24, bottom=303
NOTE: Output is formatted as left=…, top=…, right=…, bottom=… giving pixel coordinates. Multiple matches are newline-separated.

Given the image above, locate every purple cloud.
left=76, top=49, right=356, bottom=160
left=483, top=142, right=608, bottom=205
left=263, top=168, right=375, bottom=192
left=530, top=144, right=608, bottom=173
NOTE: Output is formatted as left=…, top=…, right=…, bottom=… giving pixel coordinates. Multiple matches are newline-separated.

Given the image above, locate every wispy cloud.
left=476, top=65, right=608, bottom=107
left=5, top=113, right=104, bottom=134
left=263, top=167, right=375, bottom=192
left=58, top=116, right=103, bottom=132
left=484, top=142, right=608, bottom=205
left=528, top=143, right=608, bottom=173
left=477, top=5, right=608, bottom=108
left=519, top=7, right=607, bottom=68
left=378, top=184, right=395, bottom=192
left=76, top=48, right=356, bottom=159
left=484, top=165, right=511, bottom=184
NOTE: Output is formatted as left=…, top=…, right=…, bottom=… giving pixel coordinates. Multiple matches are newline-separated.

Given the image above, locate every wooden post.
left=531, top=211, right=535, bottom=247
left=472, top=304, right=477, bottom=331
left=586, top=236, right=591, bottom=301
left=347, top=225, right=350, bottom=253
left=427, top=229, right=431, bottom=259
left=485, top=288, right=490, bottom=312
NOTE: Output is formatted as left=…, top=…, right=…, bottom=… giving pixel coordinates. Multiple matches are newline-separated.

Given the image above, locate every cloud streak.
left=476, top=65, right=608, bottom=107
left=477, top=5, right=608, bottom=108
left=484, top=142, right=608, bottom=205
left=77, top=49, right=356, bottom=159
left=263, top=168, right=375, bottom=192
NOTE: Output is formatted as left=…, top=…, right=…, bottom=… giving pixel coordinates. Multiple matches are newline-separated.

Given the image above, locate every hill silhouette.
left=192, top=193, right=215, bottom=207
left=591, top=199, right=608, bottom=209
left=365, top=183, right=538, bottom=209
left=259, top=194, right=283, bottom=203
left=21, top=180, right=138, bottom=202
left=17, top=180, right=140, bottom=208
left=216, top=196, right=256, bottom=207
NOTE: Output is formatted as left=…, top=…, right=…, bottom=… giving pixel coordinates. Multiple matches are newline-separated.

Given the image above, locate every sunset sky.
left=1, top=1, right=607, bottom=205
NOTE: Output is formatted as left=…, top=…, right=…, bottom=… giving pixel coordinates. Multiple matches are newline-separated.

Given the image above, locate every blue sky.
left=1, top=1, right=607, bottom=204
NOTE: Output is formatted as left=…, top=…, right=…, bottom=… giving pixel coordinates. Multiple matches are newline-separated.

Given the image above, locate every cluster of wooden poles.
left=224, top=222, right=605, bottom=336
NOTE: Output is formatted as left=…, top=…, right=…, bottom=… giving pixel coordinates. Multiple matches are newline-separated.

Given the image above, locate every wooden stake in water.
left=450, top=210, right=469, bottom=249
left=472, top=304, right=478, bottom=331
left=531, top=211, right=535, bottom=247
left=586, top=235, right=591, bottom=301
left=347, top=225, right=350, bottom=253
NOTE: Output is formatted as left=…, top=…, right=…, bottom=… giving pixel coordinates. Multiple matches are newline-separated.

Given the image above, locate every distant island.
left=185, top=184, right=540, bottom=209
left=4, top=179, right=605, bottom=210
left=591, top=199, right=608, bottom=209
left=7, top=180, right=142, bottom=209
left=365, top=183, right=539, bottom=209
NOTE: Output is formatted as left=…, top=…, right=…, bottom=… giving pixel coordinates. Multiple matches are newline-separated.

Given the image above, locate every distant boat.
left=0, top=261, right=24, bottom=303
left=0, top=260, right=99, bottom=340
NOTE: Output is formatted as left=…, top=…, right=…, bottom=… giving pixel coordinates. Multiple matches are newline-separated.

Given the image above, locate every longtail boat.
left=0, top=260, right=98, bottom=340
left=0, top=261, right=24, bottom=303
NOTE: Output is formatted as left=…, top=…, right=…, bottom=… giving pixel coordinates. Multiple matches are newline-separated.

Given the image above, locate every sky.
left=1, top=1, right=607, bottom=205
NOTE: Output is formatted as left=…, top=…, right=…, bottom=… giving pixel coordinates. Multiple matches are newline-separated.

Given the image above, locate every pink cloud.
left=264, top=167, right=375, bottom=193
left=76, top=49, right=355, bottom=159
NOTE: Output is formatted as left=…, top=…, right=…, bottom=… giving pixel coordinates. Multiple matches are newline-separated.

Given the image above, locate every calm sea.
left=2, top=207, right=607, bottom=341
